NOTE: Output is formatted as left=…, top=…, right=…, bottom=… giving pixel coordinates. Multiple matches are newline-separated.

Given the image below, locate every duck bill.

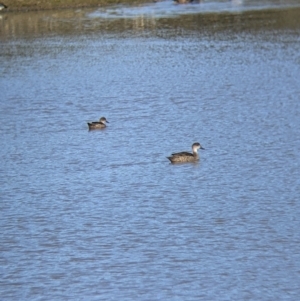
left=200, top=146, right=205, bottom=150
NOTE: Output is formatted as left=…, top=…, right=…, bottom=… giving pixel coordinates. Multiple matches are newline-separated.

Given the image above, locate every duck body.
left=174, top=0, right=193, bottom=4
left=167, top=142, right=204, bottom=163
left=87, top=117, right=109, bottom=130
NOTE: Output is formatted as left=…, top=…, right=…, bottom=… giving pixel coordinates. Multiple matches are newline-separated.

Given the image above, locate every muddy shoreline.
left=1, top=0, right=151, bottom=12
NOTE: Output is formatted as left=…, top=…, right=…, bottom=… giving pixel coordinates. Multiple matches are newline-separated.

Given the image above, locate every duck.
left=173, top=0, right=193, bottom=4
left=167, top=142, right=204, bottom=163
left=87, top=117, right=109, bottom=130
left=0, top=3, right=7, bottom=10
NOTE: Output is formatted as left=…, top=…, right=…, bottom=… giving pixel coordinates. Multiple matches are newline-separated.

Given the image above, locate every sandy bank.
left=1, top=0, right=151, bottom=12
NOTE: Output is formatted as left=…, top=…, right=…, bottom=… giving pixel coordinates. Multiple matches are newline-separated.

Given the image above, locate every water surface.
left=1, top=1, right=300, bottom=300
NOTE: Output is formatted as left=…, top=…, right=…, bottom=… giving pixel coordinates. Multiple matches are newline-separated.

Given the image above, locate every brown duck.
left=87, top=117, right=109, bottom=130
left=167, top=142, right=204, bottom=163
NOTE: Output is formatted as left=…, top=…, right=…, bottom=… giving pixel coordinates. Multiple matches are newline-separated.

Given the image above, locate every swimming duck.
left=0, top=3, right=7, bottom=10
left=87, top=117, right=109, bottom=130
left=173, top=0, right=193, bottom=4
left=167, top=142, right=204, bottom=163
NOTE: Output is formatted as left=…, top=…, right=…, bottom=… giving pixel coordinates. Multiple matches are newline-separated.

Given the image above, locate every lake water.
left=1, top=1, right=300, bottom=300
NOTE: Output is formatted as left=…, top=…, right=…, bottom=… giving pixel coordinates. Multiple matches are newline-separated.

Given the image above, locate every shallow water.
left=1, top=1, right=300, bottom=300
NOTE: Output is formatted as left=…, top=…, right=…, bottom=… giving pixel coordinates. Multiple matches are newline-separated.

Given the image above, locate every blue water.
left=1, top=3, right=300, bottom=300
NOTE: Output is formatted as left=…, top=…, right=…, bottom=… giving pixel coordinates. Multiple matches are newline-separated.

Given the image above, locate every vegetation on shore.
left=1, top=0, right=152, bottom=11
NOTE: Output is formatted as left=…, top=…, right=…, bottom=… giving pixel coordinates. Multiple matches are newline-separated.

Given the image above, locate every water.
left=1, top=1, right=300, bottom=300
